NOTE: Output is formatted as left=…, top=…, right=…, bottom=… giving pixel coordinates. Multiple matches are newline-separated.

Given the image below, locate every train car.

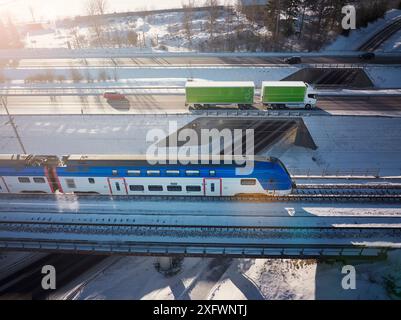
left=0, top=154, right=58, bottom=194
left=55, top=154, right=293, bottom=196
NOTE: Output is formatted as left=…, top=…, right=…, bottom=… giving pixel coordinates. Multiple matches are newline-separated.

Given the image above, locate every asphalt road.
left=10, top=55, right=401, bottom=68
left=1, top=94, right=401, bottom=116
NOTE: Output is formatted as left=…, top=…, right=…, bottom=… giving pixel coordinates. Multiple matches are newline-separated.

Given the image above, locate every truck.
left=185, top=81, right=255, bottom=109
left=261, top=81, right=317, bottom=109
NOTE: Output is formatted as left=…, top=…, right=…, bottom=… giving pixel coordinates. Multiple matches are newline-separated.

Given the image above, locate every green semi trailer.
left=185, top=81, right=255, bottom=109
left=261, top=81, right=317, bottom=109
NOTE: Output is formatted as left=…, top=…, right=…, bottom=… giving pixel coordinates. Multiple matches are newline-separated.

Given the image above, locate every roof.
left=63, top=154, right=271, bottom=165
left=186, top=81, right=255, bottom=88
left=261, top=81, right=306, bottom=87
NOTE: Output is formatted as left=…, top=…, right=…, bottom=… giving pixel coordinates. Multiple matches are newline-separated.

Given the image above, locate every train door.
left=0, top=177, right=9, bottom=193
left=109, top=178, right=127, bottom=195
left=204, top=178, right=221, bottom=196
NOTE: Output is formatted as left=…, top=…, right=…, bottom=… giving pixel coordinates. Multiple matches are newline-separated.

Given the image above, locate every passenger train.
left=0, top=154, right=293, bottom=197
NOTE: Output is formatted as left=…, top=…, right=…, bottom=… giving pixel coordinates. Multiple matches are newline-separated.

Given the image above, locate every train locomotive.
left=0, top=154, right=293, bottom=197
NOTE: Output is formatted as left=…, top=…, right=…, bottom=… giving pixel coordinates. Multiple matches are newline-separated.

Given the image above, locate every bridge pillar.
left=158, top=257, right=173, bottom=271
left=155, top=256, right=183, bottom=276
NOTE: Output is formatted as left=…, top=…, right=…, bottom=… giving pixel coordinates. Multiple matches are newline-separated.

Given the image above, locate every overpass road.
left=1, top=95, right=401, bottom=116
left=6, top=55, right=401, bottom=68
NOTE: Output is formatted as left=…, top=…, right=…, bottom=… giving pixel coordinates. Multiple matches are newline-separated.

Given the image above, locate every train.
left=0, top=154, right=293, bottom=197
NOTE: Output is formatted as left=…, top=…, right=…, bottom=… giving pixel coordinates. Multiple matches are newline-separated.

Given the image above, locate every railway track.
left=358, top=16, right=401, bottom=51
left=1, top=184, right=401, bottom=203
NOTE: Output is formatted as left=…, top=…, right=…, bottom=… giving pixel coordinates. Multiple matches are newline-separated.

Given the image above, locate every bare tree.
left=86, top=0, right=108, bottom=16
left=204, top=0, right=220, bottom=38
left=182, top=0, right=195, bottom=43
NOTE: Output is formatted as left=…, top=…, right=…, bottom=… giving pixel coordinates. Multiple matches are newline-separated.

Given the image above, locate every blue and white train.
left=0, top=154, right=293, bottom=196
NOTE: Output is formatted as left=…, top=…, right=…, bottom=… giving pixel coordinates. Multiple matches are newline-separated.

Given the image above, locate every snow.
left=1, top=66, right=298, bottom=87
left=52, top=251, right=401, bottom=300
left=365, top=66, right=401, bottom=89
left=325, top=9, right=401, bottom=52
left=268, top=116, right=401, bottom=177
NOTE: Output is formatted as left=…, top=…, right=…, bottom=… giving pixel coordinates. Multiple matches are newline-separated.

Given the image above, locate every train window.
left=127, top=170, right=141, bottom=176
left=167, top=185, right=182, bottom=192
left=147, top=170, right=160, bottom=176
left=88, top=178, right=95, bottom=184
left=66, top=179, right=76, bottom=189
left=33, top=177, right=46, bottom=184
left=211, top=183, right=215, bottom=192
left=241, top=179, right=256, bottom=186
left=186, top=186, right=201, bottom=192
left=112, top=170, right=118, bottom=176
left=166, top=170, right=180, bottom=176
left=115, top=182, right=121, bottom=191
left=148, top=185, right=163, bottom=192
left=130, top=185, right=144, bottom=192
left=18, top=177, right=30, bottom=183
left=209, top=170, right=216, bottom=176
left=185, top=170, right=200, bottom=176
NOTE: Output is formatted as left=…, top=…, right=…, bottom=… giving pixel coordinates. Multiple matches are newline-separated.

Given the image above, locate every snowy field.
left=53, top=252, right=401, bottom=300
left=325, top=9, right=401, bottom=52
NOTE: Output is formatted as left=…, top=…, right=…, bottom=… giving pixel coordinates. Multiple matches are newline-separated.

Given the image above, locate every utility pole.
left=1, top=95, right=27, bottom=154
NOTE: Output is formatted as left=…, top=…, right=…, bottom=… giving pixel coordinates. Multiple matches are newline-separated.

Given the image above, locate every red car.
left=103, top=91, right=126, bottom=100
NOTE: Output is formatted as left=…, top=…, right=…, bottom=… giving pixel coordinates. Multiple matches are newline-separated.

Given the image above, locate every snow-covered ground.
left=53, top=251, right=401, bottom=300
left=269, top=116, right=401, bottom=177
left=365, top=66, right=401, bottom=88
left=23, top=7, right=265, bottom=52
left=325, top=9, right=401, bottom=52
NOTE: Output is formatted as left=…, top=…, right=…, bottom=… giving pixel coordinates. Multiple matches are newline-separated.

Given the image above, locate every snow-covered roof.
left=186, top=81, right=255, bottom=88
left=261, top=81, right=306, bottom=87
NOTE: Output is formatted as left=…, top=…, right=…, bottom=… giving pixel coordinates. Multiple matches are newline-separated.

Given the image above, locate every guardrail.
left=0, top=240, right=389, bottom=259
left=290, top=168, right=381, bottom=178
